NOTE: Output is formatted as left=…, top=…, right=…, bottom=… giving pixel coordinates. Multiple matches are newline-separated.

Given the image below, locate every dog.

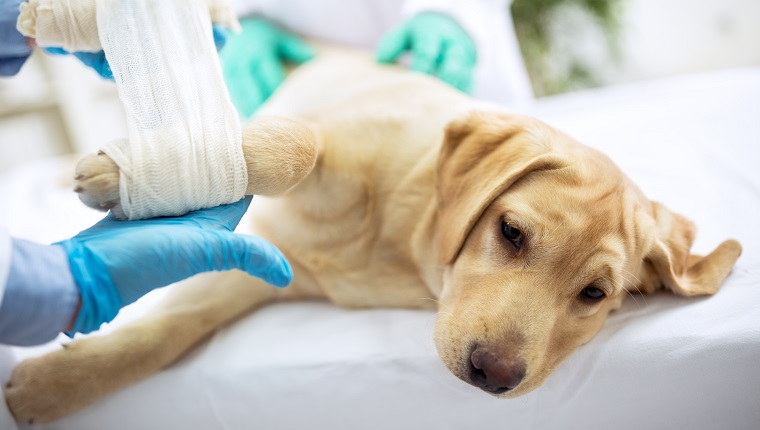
left=3, top=47, right=742, bottom=424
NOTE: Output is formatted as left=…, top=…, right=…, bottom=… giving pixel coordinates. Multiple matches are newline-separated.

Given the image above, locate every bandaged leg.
left=18, top=0, right=315, bottom=219
left=94, top=0, right=247, bottom=219
left=75, top=117, right=319, bottom=219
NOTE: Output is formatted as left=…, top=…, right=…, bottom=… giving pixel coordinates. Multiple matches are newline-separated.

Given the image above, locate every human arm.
left=0, top=238, right=80, bottom=346
left=0, top=196, right=292, bottom=346
left=0, top=0, right=31, bottom=76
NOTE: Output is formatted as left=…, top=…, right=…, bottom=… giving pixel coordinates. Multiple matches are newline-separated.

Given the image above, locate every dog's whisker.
left=548, top=219, right=568, bottom=237
left=624, top=289, right=642, bottom=308
left=619, top=276, right=640, bottom=305
left=418, top=297, right=448, bottom=309
left=621, top=268, right=643, bottom=286
left=628, top=290, right=648, bottom=307
left=618, top=272, right=637, bottom=288
left=620, top=270, right=649, bottom=305
left=618, top=273, right=641, bottom=308
left=618, top=271, right=649, bottom=308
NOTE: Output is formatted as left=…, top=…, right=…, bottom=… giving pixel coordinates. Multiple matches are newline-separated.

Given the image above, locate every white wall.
left=609, top=0, right=760, bottom=84
left=0, top=53, right=125, bottom=174
left=542, top=0, right=760, bottom=91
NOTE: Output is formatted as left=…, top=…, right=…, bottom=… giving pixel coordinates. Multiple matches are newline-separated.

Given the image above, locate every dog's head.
left=433, top=111, right=741, bottom=397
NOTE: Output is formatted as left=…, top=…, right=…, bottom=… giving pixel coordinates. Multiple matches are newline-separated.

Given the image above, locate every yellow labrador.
left=4, top=48, right=741, bottom=424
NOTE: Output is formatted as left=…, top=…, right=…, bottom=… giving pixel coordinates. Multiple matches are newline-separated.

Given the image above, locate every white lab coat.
left=0, top=229, right=18, bottom=430
left=234, top=0, right=534, bottom=107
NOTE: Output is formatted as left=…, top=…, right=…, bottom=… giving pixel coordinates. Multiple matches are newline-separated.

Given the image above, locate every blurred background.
left=0, top=0, right=758, bottom=174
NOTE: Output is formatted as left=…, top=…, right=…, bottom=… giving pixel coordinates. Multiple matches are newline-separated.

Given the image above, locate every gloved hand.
left=44, top=47, right=113, bottom=79
left=376, top=12, right=476, bottom=94
left=221, top=17, right=314, bottom=119
left=57, top=196, right=292, bottom=334
left=44, top=25, right=229, bottom=80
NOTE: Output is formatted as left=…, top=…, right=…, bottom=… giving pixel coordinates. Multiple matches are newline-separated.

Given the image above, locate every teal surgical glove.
left=45, top=25, right=228, bottom=80
left=221, top=17, right=314, bottom=119
left=57, top=196, right=292, bottom=335
left=376, top=12, right=476, bottom=94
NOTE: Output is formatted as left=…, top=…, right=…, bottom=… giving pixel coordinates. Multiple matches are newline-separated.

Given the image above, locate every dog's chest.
left=252, top=147, right=440, bottom=309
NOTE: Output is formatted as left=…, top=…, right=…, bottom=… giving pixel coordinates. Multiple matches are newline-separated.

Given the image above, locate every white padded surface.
left=1, top=68, right=759, bottom=430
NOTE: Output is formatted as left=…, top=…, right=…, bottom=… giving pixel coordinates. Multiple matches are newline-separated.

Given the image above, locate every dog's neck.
left=391, top=142, right=447, bottom=302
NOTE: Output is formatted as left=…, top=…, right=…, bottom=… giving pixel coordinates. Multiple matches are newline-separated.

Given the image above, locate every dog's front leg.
left=3, top=270, right=281, bottom=424
left=74, top=116, right=318, bottom=219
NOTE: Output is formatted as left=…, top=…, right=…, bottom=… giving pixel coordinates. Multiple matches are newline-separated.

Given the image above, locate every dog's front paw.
left=4, top=344, right=101, bottom=424
left=74, top=152, right=125, bottom=219
left=72, top=117, right=318, bottom=219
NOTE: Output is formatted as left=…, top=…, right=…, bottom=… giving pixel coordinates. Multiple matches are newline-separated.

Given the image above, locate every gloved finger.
left=180, top=195, right=253, bottom=231
left=212, top=24, right=228, bottom=51
left=44, top=47, right=69, bottom=55
left=219, top=233, right=294, bottom=287
left=72, top=51, right=113, bottom=80
left=43, top=47, right=113, bottom=80
left=376, top=24, right=410, bottom=64
left=438, top=45, right=475, bottom=93
left=277, top=33, right=315, bottom=64
left=253, top=55, right=286, bottom=100
left=410, top=32, right=443, bottom=75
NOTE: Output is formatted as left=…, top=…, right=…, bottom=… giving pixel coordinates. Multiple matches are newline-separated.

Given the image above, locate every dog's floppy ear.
left=436, top=110, right=567, bottom=265
left=641, top=202, right=742, bottom=296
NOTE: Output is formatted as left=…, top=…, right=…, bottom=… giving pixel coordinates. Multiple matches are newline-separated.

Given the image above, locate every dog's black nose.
left=469, top=347, right=526, bottom=394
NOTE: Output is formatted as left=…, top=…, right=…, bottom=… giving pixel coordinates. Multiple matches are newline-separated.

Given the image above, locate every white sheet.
left=1, top=67, right=759, bottom=430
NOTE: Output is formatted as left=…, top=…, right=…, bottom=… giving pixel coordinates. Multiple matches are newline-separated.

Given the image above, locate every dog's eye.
left=580, top=286, right=606, bottom=302
left=501, top=221, right=524, bottom=250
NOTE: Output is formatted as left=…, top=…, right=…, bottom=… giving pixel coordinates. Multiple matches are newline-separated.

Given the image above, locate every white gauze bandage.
left=96, top=0, right=247, bottom=220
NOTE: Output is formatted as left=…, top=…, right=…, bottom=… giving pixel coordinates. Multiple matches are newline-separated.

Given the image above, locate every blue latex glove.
left=376, top=12, right=477, bottom=93
left=57, top=196, right=292, bottom=334
left=212, top=24, right=228, bottom=51
left=221, top=17, right=314, bottom=119
left=0, top=0, right=31, bottom=76
left=44, top=47, right=113, bottom=79
left=45, top=24, right=229, bottom=80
